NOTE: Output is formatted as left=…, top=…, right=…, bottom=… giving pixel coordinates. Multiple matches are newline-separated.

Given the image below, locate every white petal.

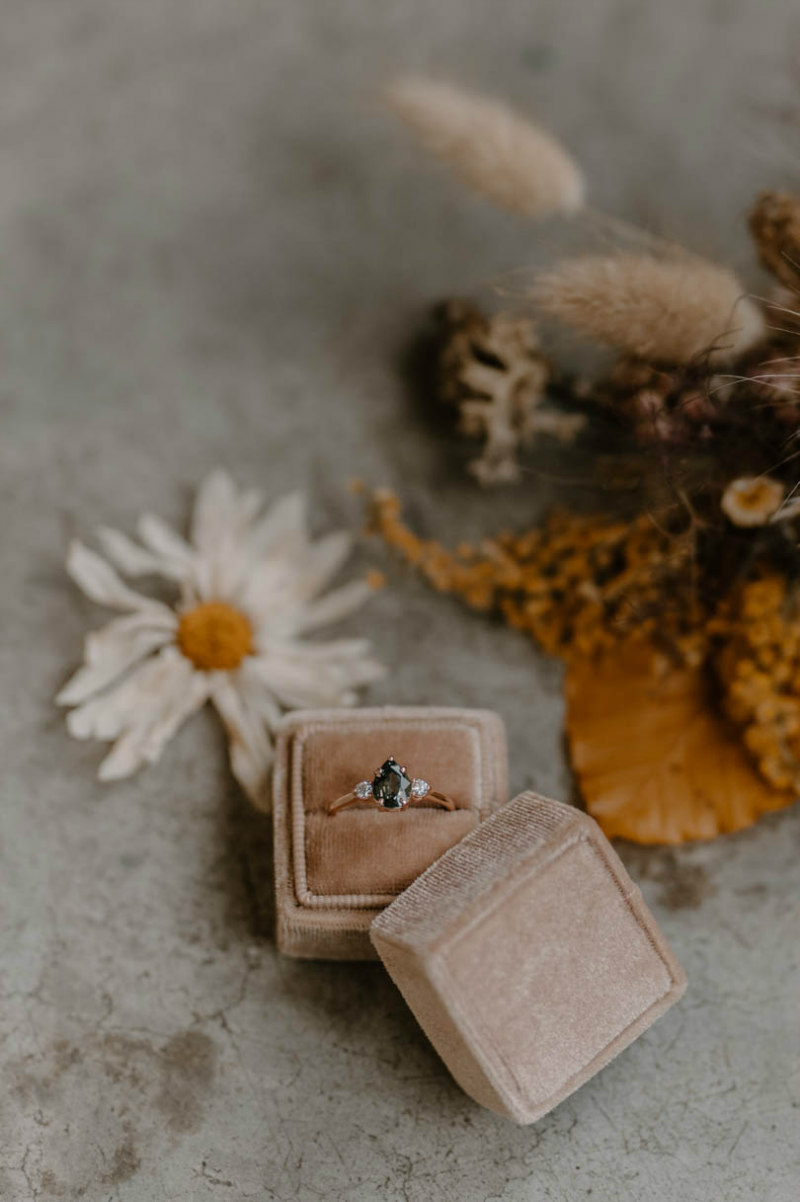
left=260, top=637, right=376, bottom=662
left=66, top=542, right=171, bottom=614
left=293, top=531, right=354, bottom=600
left=210, top=666, right=277, bottom=805
left=237, top=559, right=298, bottom=620
left=290, top=580, right=373, bottom=634
left=247, top=491, right=308, bottom=560
left=56, top=612, right=175, bottom=705
left=191, top=469, right=240, bottom=554
left=96, top=651, right=210, bottom=780
left=237, top=658, right=284, bottom=727
left=66, top=650, right=177, bottom=742
left=246, top=661, right=339, bottom=708
left=204, top=544, right=250, bottom=604
left=96, top=527, right=181, bottom=579
left=189, top=471, right=261, bottom=601
left=238, top=487, right=264, bottom=526
left=250, top=645, right=384, bottom=710
left=183, top=557, right=214, bottom=605
left=137, top=513, right=195, bottom=569
left=238, top=537, right=359, bottom=633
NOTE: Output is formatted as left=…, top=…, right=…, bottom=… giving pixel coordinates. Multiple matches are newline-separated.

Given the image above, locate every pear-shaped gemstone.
left=372, top=757, right=412, bottom=809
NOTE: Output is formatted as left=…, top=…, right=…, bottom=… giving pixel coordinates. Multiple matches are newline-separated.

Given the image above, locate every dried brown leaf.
left=565, top=640, right=795, bottom=844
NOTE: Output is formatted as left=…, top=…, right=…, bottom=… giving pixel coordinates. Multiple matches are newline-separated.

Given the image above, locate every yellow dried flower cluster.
left=368, top=490, right=706, bottom=662
left=713, top=575, right=800, bottom=792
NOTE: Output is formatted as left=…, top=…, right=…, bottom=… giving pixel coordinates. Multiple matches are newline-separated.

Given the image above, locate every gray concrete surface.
left=1, top=2, right=800, bottom=1199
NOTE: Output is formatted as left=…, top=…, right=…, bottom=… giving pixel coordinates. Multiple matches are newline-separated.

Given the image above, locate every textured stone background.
left=1, top=2, right=800, bottom=1199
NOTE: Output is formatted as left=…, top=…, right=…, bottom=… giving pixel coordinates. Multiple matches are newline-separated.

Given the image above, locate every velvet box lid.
left=371, top=791, right=687, bottom=1124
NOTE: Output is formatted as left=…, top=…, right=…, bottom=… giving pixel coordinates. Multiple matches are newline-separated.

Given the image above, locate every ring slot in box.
left=272, top=707, right=508, bottom=960
left=371, top=791, right=687, bottom=1123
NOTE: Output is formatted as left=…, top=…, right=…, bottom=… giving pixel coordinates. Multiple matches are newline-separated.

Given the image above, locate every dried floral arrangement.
left=372, top=78, right=800, bottom=844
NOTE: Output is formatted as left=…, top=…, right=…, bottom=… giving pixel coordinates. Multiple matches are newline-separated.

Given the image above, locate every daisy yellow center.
left=176, top=602, right=253, bottom=671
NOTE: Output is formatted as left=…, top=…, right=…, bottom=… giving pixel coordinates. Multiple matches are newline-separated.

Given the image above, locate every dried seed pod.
left=534, top=253, right=765, bottom=366
left=588, top=356, right=720, bottom=443
left=386, top=78, right=585, bottom=219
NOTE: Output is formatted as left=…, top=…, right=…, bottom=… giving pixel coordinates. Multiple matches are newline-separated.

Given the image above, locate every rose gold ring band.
left=328, top=755, right=457, bottom=815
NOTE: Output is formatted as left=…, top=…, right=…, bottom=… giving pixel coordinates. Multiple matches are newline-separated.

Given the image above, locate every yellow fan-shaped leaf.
left=565, top=641, right=796, bottom=844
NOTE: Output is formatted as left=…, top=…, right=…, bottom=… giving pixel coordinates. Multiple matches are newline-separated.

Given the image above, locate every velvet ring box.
left=371, top=792, right=687, bottom=1124
left=272, top=706, right=508, bottom=960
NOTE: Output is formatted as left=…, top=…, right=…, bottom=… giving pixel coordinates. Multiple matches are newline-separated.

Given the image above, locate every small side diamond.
left=354, top=780, right=373, bottom=800
left=410, top=778, right=429, bottom=799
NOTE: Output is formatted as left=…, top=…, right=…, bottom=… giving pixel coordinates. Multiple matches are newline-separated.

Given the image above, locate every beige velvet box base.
left=371, top=792, right=687, bottom=1124
left=272, top=707, right=508, bottom=960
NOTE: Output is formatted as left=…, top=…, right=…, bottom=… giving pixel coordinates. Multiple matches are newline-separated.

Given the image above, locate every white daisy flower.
left=57, top=470, right=385, bottom=806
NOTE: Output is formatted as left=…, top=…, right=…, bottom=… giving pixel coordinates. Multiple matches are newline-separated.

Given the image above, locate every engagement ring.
left=328, top=756, right=456, bottom=814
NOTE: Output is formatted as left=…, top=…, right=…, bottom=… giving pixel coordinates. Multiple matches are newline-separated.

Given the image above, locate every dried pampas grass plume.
left=533, top=253, right=765, bottom=365
left=386, top=77, right=584, bottom=219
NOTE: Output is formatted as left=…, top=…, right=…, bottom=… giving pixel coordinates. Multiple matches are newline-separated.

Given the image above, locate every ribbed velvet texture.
left=272, top=707, right=508, bottom=960
left=371, top=792, right=687, bottom=1123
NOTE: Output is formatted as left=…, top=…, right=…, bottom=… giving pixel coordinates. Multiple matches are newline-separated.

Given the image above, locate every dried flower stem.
left=368, top=490, right=705, bottom=662
left=713, top=575, right=800, bottom=793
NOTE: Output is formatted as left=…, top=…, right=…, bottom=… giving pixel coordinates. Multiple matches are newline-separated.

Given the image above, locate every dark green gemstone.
left=372, top=757, right=412, bottom=809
